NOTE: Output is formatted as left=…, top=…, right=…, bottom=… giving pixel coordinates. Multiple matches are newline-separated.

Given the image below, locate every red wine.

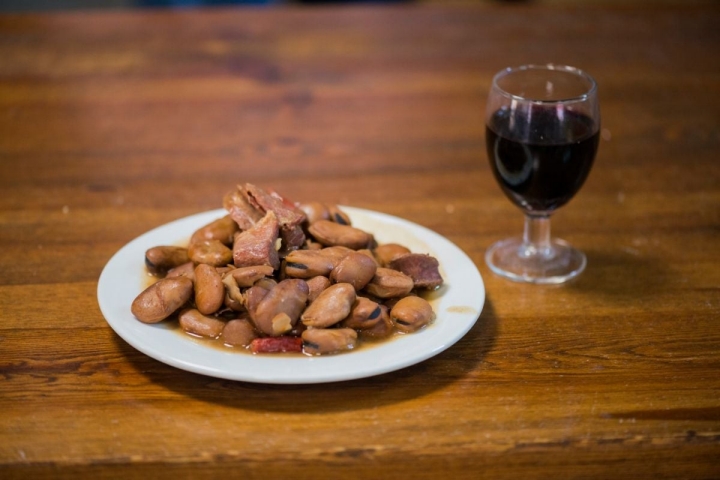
left=486, top=106, right=599, bottom=214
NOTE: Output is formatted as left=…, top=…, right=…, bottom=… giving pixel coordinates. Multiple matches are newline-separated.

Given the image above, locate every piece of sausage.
left=131, top=276, right=193, bottom=323
left=179, top=308, right=225, bottom=338
left=388, top=253, right=443, bottom=289
left=301, top=283, right=356, bottom=328
left=302, top=328, right=358, bottom=355
left=250, top=336, right=303, bottom=354
left=194, top=264, right=225, bottom=315
left=390, top=296, right=435, bottom=333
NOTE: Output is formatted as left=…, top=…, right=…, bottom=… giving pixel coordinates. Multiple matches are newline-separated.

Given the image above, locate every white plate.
left=97, top=207, right=485, bottom=384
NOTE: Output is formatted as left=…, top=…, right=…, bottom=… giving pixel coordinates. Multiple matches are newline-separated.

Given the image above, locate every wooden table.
left=1, top=3, right=719, bottom=478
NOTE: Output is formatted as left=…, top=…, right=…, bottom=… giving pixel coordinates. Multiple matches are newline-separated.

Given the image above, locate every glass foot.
left=485, top=237, right=586, bottom=284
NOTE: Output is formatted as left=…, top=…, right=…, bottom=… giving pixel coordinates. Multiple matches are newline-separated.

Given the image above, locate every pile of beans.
left=131, top=186, right=443, bottom=356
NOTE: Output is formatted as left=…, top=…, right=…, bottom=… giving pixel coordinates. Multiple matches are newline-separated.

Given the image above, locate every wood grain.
left=1, top=3, right=719, bottom=479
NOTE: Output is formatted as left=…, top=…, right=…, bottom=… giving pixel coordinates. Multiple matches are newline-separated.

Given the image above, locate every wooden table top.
left=1, top=3, right=719, bottom=479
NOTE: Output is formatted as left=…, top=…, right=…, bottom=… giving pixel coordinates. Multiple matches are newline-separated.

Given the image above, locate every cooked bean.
left=194, top=264, right=225, bottom=315
left=190, top=214, right=239, bottom=246
left=358, top=306, right=394, bottom=339
left=326, top=204, right=351, bottom=225
left=254, top=277, right=278, bottom=291
left=390, top=296, right=435, bottom=333
left=244, top=281, right=274, bottom=315
left=288, top=319, right=307, bottom=337
left=304, top=239, right=324, bottom=250
left=364, top=268, right=414, bottom=298
left=307, top=220, right=372, bottom=249
left=330, top=251, right=377, bottom=290
left=319, top=246, right=353, bottom=267
left=283, top=250, right=335, bottom=278
left=227, top=265, right=274, bottom=287
left=222, top=317, right=258, bottom=347
left=188, top=240, right=233, bottom=267
left=298, top=201, right=330, bottom=224
left=224, top=294, right=245, bottom=312
left=302, top=328, right=357, bottom=355
left=306, top=275, right=331, bottom=302
left=250, top=279, right=309, bottom=336
left=215, top=266, right=234, bottom=276
left=166, top=261, right=195, bottom=282
left=179, top=308, right=225, bottom=338
left=301, top=283, right=356, bottom=328
left=356, top=249, right=379, bottom=265
left=341, top=297, right=383, bottom=330
left=145, top=246, right=189, bottom=273
left=131, top=276, right=193, bottom=324
left=373, top=243, right=411, bottom=267
left=221, top=274, right=245, bottom=311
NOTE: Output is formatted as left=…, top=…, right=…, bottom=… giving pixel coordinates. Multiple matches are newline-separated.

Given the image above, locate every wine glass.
left=485, top=64, right=600, bottom=284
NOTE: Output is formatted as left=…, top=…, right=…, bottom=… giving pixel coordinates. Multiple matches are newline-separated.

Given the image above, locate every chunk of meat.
left=388, top=253, right=443, bottom=289
left=223, top=187, right=263, bottom=231
left=243, top=183, right=306, bottom=229
left=232, top=210, right=280, bottom=270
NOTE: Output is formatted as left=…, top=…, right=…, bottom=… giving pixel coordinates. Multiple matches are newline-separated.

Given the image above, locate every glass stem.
left=522, top=215, right=552, bottom=258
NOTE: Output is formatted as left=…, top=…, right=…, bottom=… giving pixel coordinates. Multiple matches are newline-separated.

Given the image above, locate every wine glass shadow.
left=565, top=247, right=671, bottom=301
left=112, top=300, right=498, bottom=413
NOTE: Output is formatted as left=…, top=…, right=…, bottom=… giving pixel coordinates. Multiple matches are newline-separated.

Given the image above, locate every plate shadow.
left=113, top=299, right=498, bottom=413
